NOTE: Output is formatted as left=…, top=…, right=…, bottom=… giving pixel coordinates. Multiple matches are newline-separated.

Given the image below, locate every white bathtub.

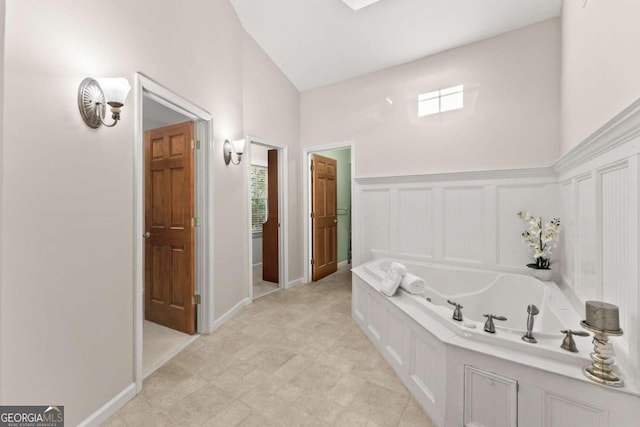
left=360, top=258, right=584, bottom=357
left=352, top=257, right=640, bottom=426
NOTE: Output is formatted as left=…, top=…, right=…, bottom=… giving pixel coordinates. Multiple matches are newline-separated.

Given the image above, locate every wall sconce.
left=223, top=139, right=246, bottom=165
left=78, top=77, right=131, bottom=128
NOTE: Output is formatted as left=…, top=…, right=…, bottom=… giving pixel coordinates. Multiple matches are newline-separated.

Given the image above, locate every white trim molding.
left=78, top=383, right=136, bottom=427
left=554, top=97, right=640, bottom=176
left=355, top=166, right=555, bottom=185
left=133, top=73, right=215, bottom=393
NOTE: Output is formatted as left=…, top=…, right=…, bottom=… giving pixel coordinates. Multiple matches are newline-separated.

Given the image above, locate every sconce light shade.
left=232, top=139, right=245, bottom=155
left=78, top=77, right=131, bottom=129
left=223, top=139, right=245, bottom=165
left=95, top=77, right=131, bottom=106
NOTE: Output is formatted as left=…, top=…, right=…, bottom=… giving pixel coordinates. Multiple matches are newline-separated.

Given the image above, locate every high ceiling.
left=230, top=0, right=562, bottom=91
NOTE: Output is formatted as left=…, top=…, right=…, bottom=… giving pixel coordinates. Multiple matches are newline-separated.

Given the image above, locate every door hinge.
left=310, top=259, right=315, bottom=265
left=191, top=139, right=200, bottom=150
left=192, top=294, right=201, bottom=305
left=310, top=212, right=315, bottom=219
left=191, top=217, right=201, bottom=228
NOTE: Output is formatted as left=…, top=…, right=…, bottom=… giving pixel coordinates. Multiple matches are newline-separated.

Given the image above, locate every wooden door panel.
left=145, top=121, right=195, bottom=335
left=170, top=168, right=186, bottom=227
left=170, top=133, right=185, bottom=156
left=312, top=154, right=338, bottom=281
left=151, top=171, right=165, bottom=226
left=262, top=149, right=279, bottom=284
left=151, top=246, right=164, bottom=301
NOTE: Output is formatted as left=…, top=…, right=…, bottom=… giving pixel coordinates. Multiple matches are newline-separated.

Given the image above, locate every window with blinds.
left=251, top=165, right=268, bottom=233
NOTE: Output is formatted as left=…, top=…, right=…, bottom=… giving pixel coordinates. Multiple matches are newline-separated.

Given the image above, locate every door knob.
left=143, top=232, right=151, bottom=239
left=334, top=219, right=338, bottom=223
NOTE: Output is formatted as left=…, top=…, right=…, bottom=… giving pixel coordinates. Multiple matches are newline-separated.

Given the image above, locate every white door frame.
left=302, top=141, right=356, bottom=284
left=133, top=73, right=215, bottom=392
left=246, top=135, right=289, bottom=301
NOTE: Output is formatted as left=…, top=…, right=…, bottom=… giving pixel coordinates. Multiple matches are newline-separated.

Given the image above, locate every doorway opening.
left=304, top=143, right=355, bottom=283
left=134, top=73, right=214, bottom=391
left=247, top=136, right=288, bottom=300
left=141, top=97, right=196, bottom=377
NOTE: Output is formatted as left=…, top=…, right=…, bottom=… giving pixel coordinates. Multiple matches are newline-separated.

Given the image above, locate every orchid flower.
left=517, top=212, right=561, bottom=269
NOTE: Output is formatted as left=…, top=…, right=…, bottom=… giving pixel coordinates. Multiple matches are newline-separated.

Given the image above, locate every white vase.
left=533, top=269, right=552, bottom=281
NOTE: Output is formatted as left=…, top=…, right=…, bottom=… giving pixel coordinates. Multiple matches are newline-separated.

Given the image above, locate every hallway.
left=105, top=265, right=433, bottom=426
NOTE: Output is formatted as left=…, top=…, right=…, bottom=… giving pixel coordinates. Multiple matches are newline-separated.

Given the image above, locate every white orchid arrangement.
left=517, top=211, right=561, bottom=270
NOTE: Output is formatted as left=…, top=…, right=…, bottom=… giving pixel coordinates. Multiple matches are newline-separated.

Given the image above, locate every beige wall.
left=242, top=32, right=302, bottom=283
left=561, top=0, right=640, bottom=154
left=301, top=18, right=561, bottom=177
left=0, top=0, right=299, bottom=424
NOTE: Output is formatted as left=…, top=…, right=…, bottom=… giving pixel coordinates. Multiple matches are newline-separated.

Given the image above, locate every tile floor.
left=143, top=320, right=195, bottom=378
left=253, top=264, right=279, bottom=299
left=105, top=265, right=434, bottom=426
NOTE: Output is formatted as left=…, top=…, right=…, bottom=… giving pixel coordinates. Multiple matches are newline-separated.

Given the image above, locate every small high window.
left=418, top=85, right=464, bottom=117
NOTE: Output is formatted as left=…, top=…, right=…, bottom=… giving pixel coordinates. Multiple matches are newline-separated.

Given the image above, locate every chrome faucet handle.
left=483, top=314, right=507, bottom=333
left=527, top=304, right=539, bottom=315
left=447, top=300, right=463, bottom=322
left=560, top=329, right=590, bottom=353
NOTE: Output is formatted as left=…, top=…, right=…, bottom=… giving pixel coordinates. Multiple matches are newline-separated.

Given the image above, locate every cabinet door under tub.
left=464, top=365, right=518, bottom=427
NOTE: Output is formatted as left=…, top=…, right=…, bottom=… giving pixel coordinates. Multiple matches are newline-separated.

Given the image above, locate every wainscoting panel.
left=354, top=171, right=558, bottom=274
left=576, top=175, right=600, bottom=301
left=542, top=392, right=608, bottom=427
left=443, top=187, right=485, bottom=264
left=398, top=188, right=433, bottom=258
left=360, top=189, right=391, bottom=256
left=560, top=180, right=575, bottom=288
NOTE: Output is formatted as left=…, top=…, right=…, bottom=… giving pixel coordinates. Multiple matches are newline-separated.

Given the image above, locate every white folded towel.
left=380, top=262, right=407, bottom=297
left=400, top=273, right=425, bottom=295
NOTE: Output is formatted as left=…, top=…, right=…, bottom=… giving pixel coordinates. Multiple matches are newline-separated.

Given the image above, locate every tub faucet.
left=483, top=314, right=507, bottom=333
left=447, top=300, right=463, bottom=321
left=560, top=329, right=590, bottom=353
left=521, top=304, right=540, bottom=343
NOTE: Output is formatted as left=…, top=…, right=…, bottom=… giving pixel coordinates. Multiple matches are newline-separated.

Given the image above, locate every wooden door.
left=311, top=154, right=338, bottom=281
left=262, top=149, right=279, bottom=283
left=144, top=121, right=196, bottom=335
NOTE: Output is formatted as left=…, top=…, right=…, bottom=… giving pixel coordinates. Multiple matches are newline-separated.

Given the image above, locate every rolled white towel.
left=380, top=262, right=407, bottom=297
left=400, top=273, right=424, bottom=295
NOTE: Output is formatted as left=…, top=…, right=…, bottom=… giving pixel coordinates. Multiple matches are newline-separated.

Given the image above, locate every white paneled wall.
left=354, top=172, right=558, bottom=274
left=556, top=104, right=640, bottom=378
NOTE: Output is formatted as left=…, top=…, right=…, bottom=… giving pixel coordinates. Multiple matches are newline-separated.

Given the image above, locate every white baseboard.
left=286, top=277, right=304, bottom=289
left=213, top=297, right=251, bottom=331
left=78, top=382, right=136, bottom=427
